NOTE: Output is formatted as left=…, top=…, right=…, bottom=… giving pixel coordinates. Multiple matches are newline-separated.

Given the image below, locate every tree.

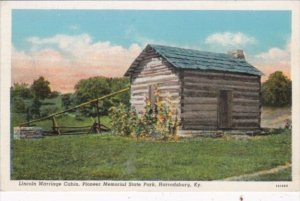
left=262, top=71, right=291, bottom=107
left=30, top=97, right=42, bottom=118
left=73, top=76, right=130, bottom=116
left=30, top=76, right=51, bottom=100
left=48, top=91, right=60, bottom=99
left=108, top=77, right=130, bottom=107
left=11, top=83, right=33, bottom=99
left=61, top=93, right=73, bottom=109
left=73, top=77, right=111, bottom=116
left=74, top=77, right=111, bottom=103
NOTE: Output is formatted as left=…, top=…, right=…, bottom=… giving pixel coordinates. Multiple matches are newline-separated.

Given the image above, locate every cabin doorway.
left=218, top=90, right=232, bottom=129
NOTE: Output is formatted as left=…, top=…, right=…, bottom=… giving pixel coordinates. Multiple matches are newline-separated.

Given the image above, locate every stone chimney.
left=228, top=49, right=245, bottom=59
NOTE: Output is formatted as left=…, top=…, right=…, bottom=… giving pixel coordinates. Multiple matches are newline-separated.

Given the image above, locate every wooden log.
left=232, top=101, right=260, bottom=107
left=183, top=70, right=260, bottom=82
left=183, top=104, right=217, bottom=111
left=232, top=111, right=260, bottom=116
left=183, top=97, right=218, bottom=104
left=183, top=83, right=259, bottom=93
left=183, top=125, right=217, bottom=130
left=132, top=88, right=180, bottom=95
left=232, top=115, right=260, bottom=120
left=233, top=91, right=259, bottom=97
left=131, top=80, right=180, bottom=90
left=132, top=91, right=179, bottom=98
left=232, top=122, right=259, bottom=127
left=233, top=98, right=260, bottom=104
left=137, top=71, right=174, bottom=78
left=183, top=76, right=259, bottom=88
left=233, top=93, right=260, bottom=100
left=232, top=119, right=259, bottom=124
left=183, top=90, right=218, bottom=98
left=232, top=127, right=259, bottom=130
left=183, top=117, right=217, bottom=122
left=133, top=74, right=179, bottom=84
left=233, top=105, right=260, bottom=111
left=181, top=111, right=217, bottom=118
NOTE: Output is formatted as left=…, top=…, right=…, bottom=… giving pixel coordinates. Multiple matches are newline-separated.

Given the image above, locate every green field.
left=12, top=130, right=291, bottom=181
left=11, top=97, right=292, bottom=181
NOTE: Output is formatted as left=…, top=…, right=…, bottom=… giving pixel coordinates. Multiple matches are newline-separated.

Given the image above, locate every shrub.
left=12, top=98, right=27, bottom=113
left=109, top=87, right=179, bottom=140
left=109, top=103, right=132, bottom=136
left=29, top=98, right=42, bottom=118
left=40, top=106, right=60, bottom=117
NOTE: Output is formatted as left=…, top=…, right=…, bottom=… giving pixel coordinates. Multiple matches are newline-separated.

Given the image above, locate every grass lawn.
left=12, top=130, right=291, bottom=181
left=241, top=168, right=292, bottom=181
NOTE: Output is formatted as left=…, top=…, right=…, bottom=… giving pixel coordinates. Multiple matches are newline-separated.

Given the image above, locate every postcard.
left=0, top=1, right=299, bottom=192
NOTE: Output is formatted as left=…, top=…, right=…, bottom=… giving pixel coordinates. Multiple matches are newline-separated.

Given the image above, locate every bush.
left=29, top=98, right=42, bottom=118
left=12, top=98, right=27, bottom=113
left=40, top=106, right=60, bottom=117
left=109, top=87, right=179, bottom=140
left=109, top=103, right=133, bottom=136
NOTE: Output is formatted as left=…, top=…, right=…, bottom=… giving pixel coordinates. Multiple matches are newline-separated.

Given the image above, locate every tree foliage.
left=11, top=83, right=33, bottom=99
left=262, top=71, right=291, bottom=107
left=11, top=98, right=26, bottom=113
left=30, top=76, right=51, bottom=100
left=61, top=93, right=73, bottom=110
left=73, top=76, right=130, bottom=115
left=30, top=97, right=42, bottom=118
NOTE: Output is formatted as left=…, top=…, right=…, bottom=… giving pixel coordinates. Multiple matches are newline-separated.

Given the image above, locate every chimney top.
left=228, top=49, right=245, bottom=59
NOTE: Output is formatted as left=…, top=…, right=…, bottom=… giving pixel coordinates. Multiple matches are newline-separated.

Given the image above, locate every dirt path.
left=220, top=163, right=291, bottom=181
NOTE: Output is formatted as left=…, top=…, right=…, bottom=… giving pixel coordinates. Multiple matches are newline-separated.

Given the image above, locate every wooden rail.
left=20, top=87, right=130, bottom=127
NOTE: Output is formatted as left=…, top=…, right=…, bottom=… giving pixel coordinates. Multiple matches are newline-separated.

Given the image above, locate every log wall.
left=181, top=70, right=261, bottom=130
left=130, top=49, right=181, bottom=118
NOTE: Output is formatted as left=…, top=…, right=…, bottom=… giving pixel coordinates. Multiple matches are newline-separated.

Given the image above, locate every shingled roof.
left=125, top=44, right=262, bottom=77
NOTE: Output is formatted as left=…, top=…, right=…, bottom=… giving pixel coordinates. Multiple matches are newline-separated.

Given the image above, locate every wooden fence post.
left=96, top=99, right=101, bottom=134
left=52, top=116, right=61, bottom=135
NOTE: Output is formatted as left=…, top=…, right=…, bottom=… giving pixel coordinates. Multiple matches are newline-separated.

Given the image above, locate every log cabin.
left=124, top=44, right=262, bottom=135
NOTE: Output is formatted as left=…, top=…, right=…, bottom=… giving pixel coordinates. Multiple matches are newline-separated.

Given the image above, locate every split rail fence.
left=19, top=87, right=130, bottom=136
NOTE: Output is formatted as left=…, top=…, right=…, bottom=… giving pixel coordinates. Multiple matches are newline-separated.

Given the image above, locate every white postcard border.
left=1, top=0, right=299, bottom=192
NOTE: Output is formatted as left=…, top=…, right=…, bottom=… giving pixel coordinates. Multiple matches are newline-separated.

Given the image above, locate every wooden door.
left=218, top=90, right=232, bottom=129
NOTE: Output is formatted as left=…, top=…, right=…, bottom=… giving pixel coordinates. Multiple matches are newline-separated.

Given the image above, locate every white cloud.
left=248, top=40, right=290, bottom=81
left=255, top=46, right=289, bottom=65
left=13, top=34, right=142, bottom=92
left=205, top=32, right=256, bottom=48
left=27, top=34, right=92, bottom=53
left=69, top=25, right=79, bottom=31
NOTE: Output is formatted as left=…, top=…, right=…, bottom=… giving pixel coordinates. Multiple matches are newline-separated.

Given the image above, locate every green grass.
left=241, top=168, right=292, bottom=181
left=12, top=107, right=111, bottom=132
left=12, top=130, right=291, bottom=181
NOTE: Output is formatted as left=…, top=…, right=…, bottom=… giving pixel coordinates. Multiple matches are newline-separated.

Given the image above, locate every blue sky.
left=13, top=10, right=290, bottom=53
left=12, top=10, right=291, bottom=92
